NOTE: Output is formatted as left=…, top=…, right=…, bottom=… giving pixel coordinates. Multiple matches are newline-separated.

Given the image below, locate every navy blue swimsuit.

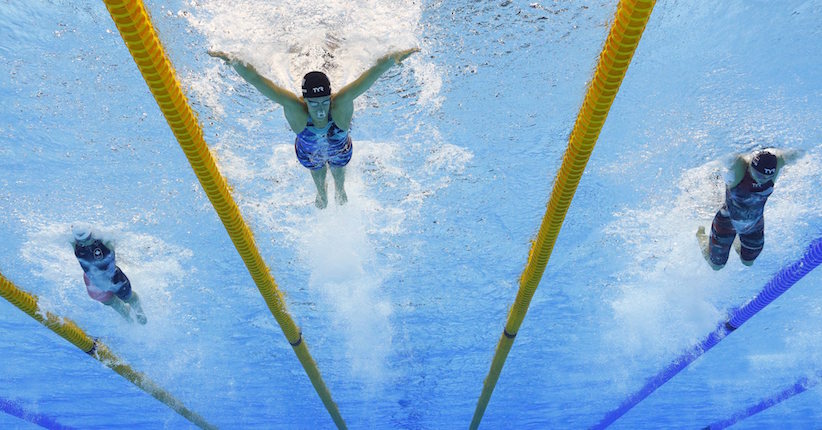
left=723, top=169, right=773, bottom=234
left=74, top=239, right=132, bottom=300
left=708, top=167, right=773, bottom=265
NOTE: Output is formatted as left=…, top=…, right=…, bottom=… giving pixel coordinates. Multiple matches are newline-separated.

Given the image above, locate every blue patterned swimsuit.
left=294, top=114, right=352, bottom=170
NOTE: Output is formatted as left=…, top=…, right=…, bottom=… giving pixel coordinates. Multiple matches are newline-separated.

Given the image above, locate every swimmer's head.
left=750, top=150, right=777, bottom=183
left=301, top=71, right=331, bottom=98
left=302, top=71, right=331, bottom=122
left=72, top=222, right=93, bottom=243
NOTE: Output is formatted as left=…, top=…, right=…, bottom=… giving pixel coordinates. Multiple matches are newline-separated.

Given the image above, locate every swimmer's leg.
left=737, top=220, right=764, bottom=267
left=330, top=166, right=347, bottom=206
left=310, top=166, right=329, bottom=209
left=697, top=210, right=734, bottom=270
left=707, top=210, right=736, bottom=270
left=113, top=267, right=146, bottom=324
left=125, top=292, right=147, bottom=325
left=102, top=297, right=133, bottom=323
left=696, top=226, right=724, bottom=270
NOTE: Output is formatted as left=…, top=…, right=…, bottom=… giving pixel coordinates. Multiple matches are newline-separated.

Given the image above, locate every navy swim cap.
left=301, top=71, right=331, bottom=98
left=751, top=150, right=777, bottom=176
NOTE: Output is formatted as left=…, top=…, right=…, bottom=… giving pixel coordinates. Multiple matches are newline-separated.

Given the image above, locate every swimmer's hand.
left=390, top=47, right=420, bottom=64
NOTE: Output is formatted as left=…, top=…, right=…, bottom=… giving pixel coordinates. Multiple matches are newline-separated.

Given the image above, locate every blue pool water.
left=1, top=1, right=821, bottom=429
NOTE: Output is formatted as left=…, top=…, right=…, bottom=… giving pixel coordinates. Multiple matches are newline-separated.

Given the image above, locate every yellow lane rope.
left=470, top=1, right=656, bottom=428
left=100, top=1, right=346, bottom=427
left=0, top=272, right=216, bottom=429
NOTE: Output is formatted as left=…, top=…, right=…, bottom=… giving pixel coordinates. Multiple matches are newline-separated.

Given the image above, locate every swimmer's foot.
left=133, top=309, right=147, bottom=325
left=335, top=188, right=348, bottom=206
left=315, top=192, right=328, bottom=209
left=696, top=226, right=724, bottom=271
left=124, top=293, right=147, bottom=325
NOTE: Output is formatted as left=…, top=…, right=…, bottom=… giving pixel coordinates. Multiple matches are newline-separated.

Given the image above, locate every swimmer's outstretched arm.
left=209, top=50, right=305, bottom=111
left=333, top=48, right=420, bottom=104
left=774, top=148, right=803, bottom=168
left=771, top=148, right=804, bottom=181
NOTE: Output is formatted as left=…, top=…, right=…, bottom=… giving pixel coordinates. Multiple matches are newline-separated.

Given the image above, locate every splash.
left=297, top=190, right=394, bottom=389
left=182, top=0, right=423, bottom=98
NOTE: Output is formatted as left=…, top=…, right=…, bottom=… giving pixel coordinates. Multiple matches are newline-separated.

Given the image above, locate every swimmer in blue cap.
left=697, top=148, right=803, bottom=270
left=210, top=47, right=419, bottom=208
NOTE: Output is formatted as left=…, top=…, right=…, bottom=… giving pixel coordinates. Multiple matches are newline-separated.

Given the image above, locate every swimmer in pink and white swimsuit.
left=72, top=223, right=146, bottom=324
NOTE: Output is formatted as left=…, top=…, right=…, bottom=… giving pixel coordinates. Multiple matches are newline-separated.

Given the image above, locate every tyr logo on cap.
left=301, top=71, right=331, bottom=97
left=752, top=150, right=778, bottom=176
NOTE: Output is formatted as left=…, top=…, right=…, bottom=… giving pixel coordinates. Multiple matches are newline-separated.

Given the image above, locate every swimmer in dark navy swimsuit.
left=210, top=47, right=419, bottom=208
left=697, top=148, right=802, bottom=270
left=71, top=223, right=147, bottom=324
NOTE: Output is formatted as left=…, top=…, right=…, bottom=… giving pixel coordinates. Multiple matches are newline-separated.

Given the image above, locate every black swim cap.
left=301, top=71, right=331, bottom=98
left=751, top=150, right=777, bottom=176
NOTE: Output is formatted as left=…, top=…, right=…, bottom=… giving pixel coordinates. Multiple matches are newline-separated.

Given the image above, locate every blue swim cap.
left=751, top=150, right=777, bottom=176
left=301, top=71, right=331, bottom=98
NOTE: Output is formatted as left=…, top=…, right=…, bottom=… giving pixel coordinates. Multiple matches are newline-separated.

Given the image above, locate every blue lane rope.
left=0, top=397, right=76, bottom=430
left=728, top=237, right=822, bottom=329
left=703, top=372, right=821, bottom=430
left=592, top=237, right=822, bottom=429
